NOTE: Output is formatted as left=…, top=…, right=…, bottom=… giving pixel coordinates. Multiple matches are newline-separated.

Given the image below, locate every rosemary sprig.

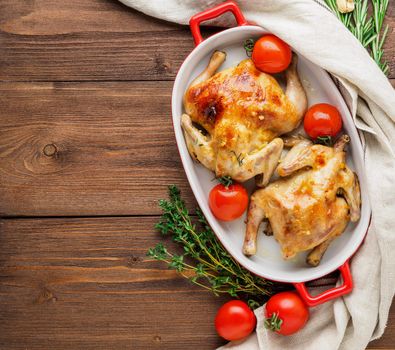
left=147, top=186, right=277, bottom=306
left=371, top=0, right=390, bottom=74
left=324, top=0, right=390, bottom=74
left=230, top=150, right=245, bottom=166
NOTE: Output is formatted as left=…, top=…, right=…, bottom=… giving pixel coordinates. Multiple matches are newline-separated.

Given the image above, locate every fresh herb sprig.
left=147, top=186, right=276, bottom=306
left=371, top=0, right=390, bottom=73
left=325, top=0, right=390, bottom=74
left=230, top=150, right=245, bottom=166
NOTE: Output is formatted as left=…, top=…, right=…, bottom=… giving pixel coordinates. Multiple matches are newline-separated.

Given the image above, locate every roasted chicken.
left=243, top=135, right=361, bottom=266
left=181, top=51, right=307, bottom=186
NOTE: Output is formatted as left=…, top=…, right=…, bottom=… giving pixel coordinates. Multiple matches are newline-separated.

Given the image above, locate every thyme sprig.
left=147, top=186, right=276, bottom=305
left=325, top=0, right=390, bottom=74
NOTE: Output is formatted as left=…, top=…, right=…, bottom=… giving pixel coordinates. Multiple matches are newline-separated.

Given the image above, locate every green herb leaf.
left=147, top=243, right=169, bottom=260
left=169, top=254, right=185, bottom=272
left=248, top=299, right=261, bottom=310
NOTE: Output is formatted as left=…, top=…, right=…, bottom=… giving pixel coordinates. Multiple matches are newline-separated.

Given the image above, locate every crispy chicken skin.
left=243, top=135, right=361, bottom=266
left=181, top=51, right=307, bottom=186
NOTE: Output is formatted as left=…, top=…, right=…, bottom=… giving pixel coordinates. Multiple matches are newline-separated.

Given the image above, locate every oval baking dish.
left=171, top=1, right=371, bottom=307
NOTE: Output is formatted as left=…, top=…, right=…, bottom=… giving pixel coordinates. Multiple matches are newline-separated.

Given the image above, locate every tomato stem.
left=264, top=312, right=283, bottom=332
left=243, top=38, right=255, bottom=57
left=315, top=135, right=333, bottom=147
left=217, top=176, right=233, bottom=188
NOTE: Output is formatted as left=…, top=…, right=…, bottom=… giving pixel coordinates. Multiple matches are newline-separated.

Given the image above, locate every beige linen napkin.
left=119, top=0, right=395, bottom=349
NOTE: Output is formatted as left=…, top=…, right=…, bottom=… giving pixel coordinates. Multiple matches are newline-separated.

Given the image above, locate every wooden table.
left=0, top=1, right=394, bottom=349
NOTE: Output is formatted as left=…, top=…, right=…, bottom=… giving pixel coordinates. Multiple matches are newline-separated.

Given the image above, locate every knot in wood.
left=127, top=255, right=141, bottom=267
left=43, top=144, right=57, bottom=157
left=153, top=335, right=161, bottom=342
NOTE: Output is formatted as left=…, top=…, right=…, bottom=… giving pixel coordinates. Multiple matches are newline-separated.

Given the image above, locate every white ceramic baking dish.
left=171, top=1, right=371, bottom=306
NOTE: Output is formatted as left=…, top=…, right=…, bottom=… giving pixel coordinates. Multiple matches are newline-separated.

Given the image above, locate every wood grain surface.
left=0, top=81, right=196, bottom=216
left=0, top=217, right=227, bottom=349
left=0, top=0, right=394, bottom=349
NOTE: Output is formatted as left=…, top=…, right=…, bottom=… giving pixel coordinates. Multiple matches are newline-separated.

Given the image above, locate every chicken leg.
left=243, top=193, right=266, bottom=256
left=285, top=55, right=308, bottom=120
left=185, top=51, right=226, bottom=94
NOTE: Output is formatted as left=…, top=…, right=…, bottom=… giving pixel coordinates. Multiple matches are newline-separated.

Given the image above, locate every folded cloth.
left=119, top=0, right=395, bottom=349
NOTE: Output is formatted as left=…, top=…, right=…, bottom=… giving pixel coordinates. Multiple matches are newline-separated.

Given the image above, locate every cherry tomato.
left=209, top=183, right=248, bottom=221
left=265, top=292, right=309, bottom=336
left=304, top=103, right=343, bottom=139
left=252, top=34, right=292, bottom=73
left=215, top=300, right=256, bottom=341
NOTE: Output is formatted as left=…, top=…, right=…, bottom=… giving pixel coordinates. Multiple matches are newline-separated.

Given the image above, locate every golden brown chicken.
left=243, top=135, right=361, bottom=266
left=181, top=51, right=307, bottom=186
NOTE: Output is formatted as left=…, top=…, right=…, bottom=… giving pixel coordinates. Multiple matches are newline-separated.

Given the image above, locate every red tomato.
left=265, top=292, right=309, bottom=336
left=215, top=300, right=256, bottom=341
left=252, top=34, right=292, bottom=73
left=209, top=183, right=248, bottom=221
left=304, top=103, right=343, bottom=139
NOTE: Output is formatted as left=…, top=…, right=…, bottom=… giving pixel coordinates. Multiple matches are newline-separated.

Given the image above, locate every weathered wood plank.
left=0, top=81, right=196, bottom=216
left=0, top=29, right=194, bottom=82
left=0, top=0, right=197, bottom=82
left=0, top=0, right=393, bottom=81
left=0, top=217, right=393, bottom=349
left=0, top=217, right=227, bottom=350
left=0, top=0, right=180, bottom=35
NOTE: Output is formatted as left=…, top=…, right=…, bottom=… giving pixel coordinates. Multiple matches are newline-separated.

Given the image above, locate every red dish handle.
left=293, top=260, right=353, bottom=307
left=189, top=0, right=248, bottom=46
